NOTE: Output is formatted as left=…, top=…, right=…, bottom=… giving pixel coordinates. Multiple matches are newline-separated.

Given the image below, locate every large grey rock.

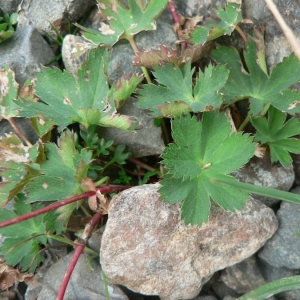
left=101, top=183, right=278, bottom=299
left=26, top=252, right=128, bottom=300
left=0, top=25, right=57, bottom=86
left=232, top=156, right=294, bottom=207
left=259, top=187, right=300, bottom=269
left=0, top=0, right=20, bottom=14
left=98, top=98, right=165, bottom=157
left=18, top=0, right=95, bottom=35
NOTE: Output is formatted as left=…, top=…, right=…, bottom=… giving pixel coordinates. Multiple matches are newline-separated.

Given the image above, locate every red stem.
left=168, top=0, right=180, bottom=25
left=57, top=212, right=103, bottom=300
left=0, top=186, right=129, bottom=229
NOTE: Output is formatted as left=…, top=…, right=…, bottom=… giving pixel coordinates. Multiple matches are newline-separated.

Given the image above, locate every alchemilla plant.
left=1, top=0, right=300, bottom=298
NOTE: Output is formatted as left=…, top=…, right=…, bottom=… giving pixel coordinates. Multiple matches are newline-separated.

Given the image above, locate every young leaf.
left=78, top=0, right=168, bottom=46
left=182, top=2, right=242, bottom=45
left=211, top=36, right=300, bottom=115
left=137, top=63, right=229, bottom=117
left=16, top=47, right=139, bottom=130
left=0, top=134, right=40, bottom=205
left=160, top=112, right=256, bottom=225
left=0, top=65, right=20, bottom=119
left=24, top=130, right=92, bottom=203
left=252, top=106, right=300, bottom=166
left=0, top=195, right=49, bottom=272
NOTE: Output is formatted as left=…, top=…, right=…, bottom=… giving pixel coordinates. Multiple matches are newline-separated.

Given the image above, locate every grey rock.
left=0, top=0, right=20, bottom=14
left=259, top=260, right=300, bottom=300
left=220, top=256, right=266, bottom=294
left=173, top=0, right=226, bottom=17
left=0, top=118, right=39, bottom=145
left=18, top=0, right=95, bottom=35
left=98, top=98, right=165, bottom=157
left=259, top=186, right=300, bottom=269
left=232, top=156, right=294, bottom=207
left=87, top=226, right=105, bottom=254
left=242, top=0, right=267, bottom=21
left=190, top=296, right=218, bottom=300
left=27, top=251, right=128, bottom=300
left=101, top=183, right=278, bottom=299
left=0, top=25, right=57, bottom=86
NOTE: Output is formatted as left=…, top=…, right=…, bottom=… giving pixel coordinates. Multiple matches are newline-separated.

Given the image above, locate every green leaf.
left=211, top=37, right=300, bottom=115
left=183, top=2, right=242, bottom=45
left=24, top=130, right=92, bottom=203
left=0, top=195, right=48, bottom=272
left=79, top=0, right=168, bottom=46
left=137, top=63, right=229, bottom=117
left=252, top=106, right=300, bottom=166
left=16, top=47, right=138, bottom=130
left=0, top=65, right=20, bottom=119
left=0, top=134, right=40, bottom=205
left=160, top=112, right=256, bottom=225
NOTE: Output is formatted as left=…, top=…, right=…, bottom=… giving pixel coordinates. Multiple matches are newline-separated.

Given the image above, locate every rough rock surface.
left=232, top=156, right=294, bottom=207
left=0, top=25, right=57, bottom=86
left=0, top=0, right=20, bottom=14
left=26, top=252, right=128, bottom=300
left=101, top=184, right=278, bottom=299
left=17, top=0, right=95, bottom=35
left=259, top=187, right=300, bottom=269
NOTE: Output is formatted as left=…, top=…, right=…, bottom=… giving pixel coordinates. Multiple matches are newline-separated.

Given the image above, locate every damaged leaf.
left=0, top=65, right=20, bottom=120
left=15, top=47, right=139, bottom=130
left=78, top=0, right=168, bottom=46
left=160, top=112, right=256, bottom=225
left=137, top=62, right=229, bottom=117
left=182, top=2, right=242, bottom=45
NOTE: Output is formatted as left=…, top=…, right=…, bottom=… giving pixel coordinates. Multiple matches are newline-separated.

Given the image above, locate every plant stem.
left=211, top=177, right=300, bottom=205
left=57, top=212, right=103, bottom=300
left=8, top=118, right=33, bottom=146
left=129, top=157, right=157, bottom=172
left=238, top=275, right=300, bottom=300
left=0, top=186, right=129, bottom=229
left=126, top=35, right=152, bottom=83
left=238, top=114, right=250, bottom=131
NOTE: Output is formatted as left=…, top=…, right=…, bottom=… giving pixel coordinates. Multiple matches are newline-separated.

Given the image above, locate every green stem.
left=238, top=275, right=300, bottom=300
left=238, top=114, right=251, bottom=131
left=212, top=177, right=300, bottom=205
left=94, top=176, right=109, bottom=187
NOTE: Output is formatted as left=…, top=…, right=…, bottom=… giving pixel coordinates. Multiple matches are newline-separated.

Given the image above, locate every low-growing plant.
left=0, top=10, right=18, bottom=43
left=1, top=0, right=300, bottom=298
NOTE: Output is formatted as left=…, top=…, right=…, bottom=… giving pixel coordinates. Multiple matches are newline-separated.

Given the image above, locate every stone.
left=0, top=25, right=57, bottom=86
left=259, top=186, right=300, bottom=269
left=101, top=183, right=278, bottom=299
left=0, top=0, right=20, bottom=14
left=26, top=251, right=128, bottom=300
left=232, top=156, right=294, bottom=207
left=220, top=256, right=266, bottom=295
left=97, top=98, right=165, bottom=157
left=258, top=260, right=300, bottom=300
left=18, top=0, right=95, bottom=35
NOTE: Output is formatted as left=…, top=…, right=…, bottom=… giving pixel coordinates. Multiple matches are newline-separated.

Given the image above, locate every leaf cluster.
left=0, top=10, right=18, bottom=43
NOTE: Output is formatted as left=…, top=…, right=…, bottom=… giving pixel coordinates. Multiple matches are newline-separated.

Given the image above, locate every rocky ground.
left=1, top=0, right=300, bottom=299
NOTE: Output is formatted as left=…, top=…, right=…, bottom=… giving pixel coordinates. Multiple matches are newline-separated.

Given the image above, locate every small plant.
left=1, top=0, right=300, bottom=298
left=0, top=10, right=18, bottom=43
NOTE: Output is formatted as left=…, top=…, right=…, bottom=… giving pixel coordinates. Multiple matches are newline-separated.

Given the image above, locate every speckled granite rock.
left=101, top=183, right=278, bottom=299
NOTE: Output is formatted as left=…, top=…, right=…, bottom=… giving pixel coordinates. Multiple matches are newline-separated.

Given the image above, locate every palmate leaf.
left=182, top=2, right=242, bottom=45
left=252, top=106, right=300, bottom=166
left=211, top=36, right=300, bottom=115
left=16, top=47, right=139, bottom=130
left=160, top=112, right=256, bottom=225
left=24, top=130, right=92, bottom=203
left=79, top=0, right=168, bottom=46
left=137, top=63, right=229, bottom=117
left=0, top=195, right=48, bottom=272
